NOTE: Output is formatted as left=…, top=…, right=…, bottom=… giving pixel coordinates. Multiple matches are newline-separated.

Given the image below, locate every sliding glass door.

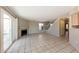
left=0, top=8, right=18, bottom=52
left=3, top=13, right=12, bottom=51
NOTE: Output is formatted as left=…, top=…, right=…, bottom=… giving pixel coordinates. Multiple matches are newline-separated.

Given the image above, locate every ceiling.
left=9, top=6, right=75, bottom=22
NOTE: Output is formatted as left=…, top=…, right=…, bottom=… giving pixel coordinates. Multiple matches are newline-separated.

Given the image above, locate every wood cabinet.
left=71, top=13, right=79, bottom=28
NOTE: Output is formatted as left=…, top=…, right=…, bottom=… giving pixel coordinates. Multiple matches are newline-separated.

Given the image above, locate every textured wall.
left=18, top=18, right=29, bottom=38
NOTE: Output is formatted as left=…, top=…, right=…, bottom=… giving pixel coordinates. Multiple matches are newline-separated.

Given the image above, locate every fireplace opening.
left=21, top=29, right=27, bottom=36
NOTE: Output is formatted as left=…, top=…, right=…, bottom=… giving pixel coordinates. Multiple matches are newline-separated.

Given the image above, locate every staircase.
left=43, top=19, right=56, bottom=31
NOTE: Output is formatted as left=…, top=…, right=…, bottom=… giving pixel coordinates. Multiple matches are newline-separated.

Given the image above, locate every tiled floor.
left=7, top=33, right=79, bottom=53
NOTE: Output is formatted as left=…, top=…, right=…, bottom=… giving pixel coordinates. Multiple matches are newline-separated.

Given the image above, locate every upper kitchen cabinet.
left=71, top=13, right=79, bottom=28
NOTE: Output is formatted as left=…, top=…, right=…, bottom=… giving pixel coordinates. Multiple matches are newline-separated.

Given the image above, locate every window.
left=39, top=23, right=43, bottom=30
left=50, top=23, right=53, bottom=26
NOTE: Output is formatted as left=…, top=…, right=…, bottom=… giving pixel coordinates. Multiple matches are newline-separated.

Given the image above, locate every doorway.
left=64, top=18, right=69, bottom=38
left=59, top=18, right=69, bottom=39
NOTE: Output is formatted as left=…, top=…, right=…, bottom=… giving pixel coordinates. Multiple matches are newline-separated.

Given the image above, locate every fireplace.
left=21, top=29, right=27, bottom=36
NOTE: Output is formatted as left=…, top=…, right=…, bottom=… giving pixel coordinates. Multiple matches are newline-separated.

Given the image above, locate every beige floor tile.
left=7, top=33, right=79, bottom=53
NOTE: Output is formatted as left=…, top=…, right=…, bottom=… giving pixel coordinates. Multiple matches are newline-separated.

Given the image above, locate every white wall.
left=18, top=18, right=29, bottom=37
left=69, top=28, right=79, bottom=51
left=29, top=21, right=40, bottom=34
left=47, top=19, right=60, bottom=37
left=69, top=15, right=79, bottom=51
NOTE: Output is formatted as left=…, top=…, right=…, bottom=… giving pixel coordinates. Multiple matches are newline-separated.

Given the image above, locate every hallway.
left=7, top=33, right=78, bottom=53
